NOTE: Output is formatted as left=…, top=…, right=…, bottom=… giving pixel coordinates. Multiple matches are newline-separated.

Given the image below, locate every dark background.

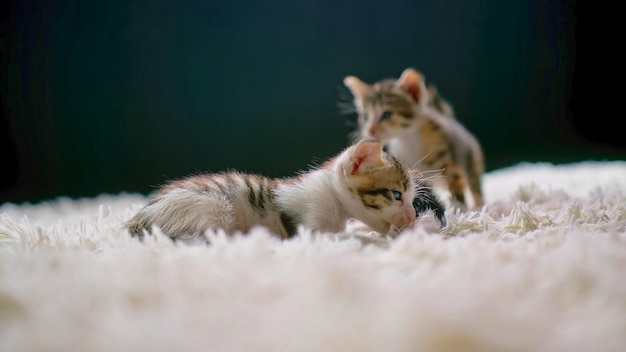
left=0, top=0, right=623, bottom=204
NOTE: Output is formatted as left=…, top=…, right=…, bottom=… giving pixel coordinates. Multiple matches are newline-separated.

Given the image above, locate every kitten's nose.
left=368, top=126, right=381, bottom=139
left=406, top=206, right=417, bottom=224
left=394, top=205, right=417, bottom=230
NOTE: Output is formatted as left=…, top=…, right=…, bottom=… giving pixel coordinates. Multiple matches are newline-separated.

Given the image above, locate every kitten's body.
left=125, top=140, right=419, bottom=240
left=427, top=84, right=455, bottom=118
left=343, top=68, right=485, bottom=209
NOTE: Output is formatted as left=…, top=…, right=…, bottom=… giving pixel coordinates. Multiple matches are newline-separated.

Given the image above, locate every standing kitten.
left=343, top=68, right=485, bottom=210
left=124, top=139, right=419, bottom=240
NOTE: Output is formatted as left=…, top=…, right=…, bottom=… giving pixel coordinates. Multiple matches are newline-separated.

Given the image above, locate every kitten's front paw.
left=346, top=219, right=378, bottom=235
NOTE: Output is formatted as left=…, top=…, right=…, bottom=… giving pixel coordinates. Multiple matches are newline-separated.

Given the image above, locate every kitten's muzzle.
left=390, top=205, right=417, bottom=233
left=367, top=126, right=384, bottom=140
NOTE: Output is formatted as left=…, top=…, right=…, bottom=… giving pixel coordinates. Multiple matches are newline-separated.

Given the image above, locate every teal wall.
left=1, top=0, right=622, bottom=203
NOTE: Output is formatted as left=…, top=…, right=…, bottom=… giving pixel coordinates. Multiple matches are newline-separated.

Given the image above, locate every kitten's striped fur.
left=427, top=84, right=455, bottom=118
left=125, top=139, right=418, bottom=240
left=343, top=68, right=485, bottom=209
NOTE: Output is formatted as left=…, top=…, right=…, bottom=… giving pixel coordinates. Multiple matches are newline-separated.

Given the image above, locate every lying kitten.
left=343, top=68, right=485, bottom=210
left=125, top=139, right=423, bottom=240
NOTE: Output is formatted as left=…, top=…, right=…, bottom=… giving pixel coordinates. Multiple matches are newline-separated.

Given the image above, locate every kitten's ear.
left=348, top=140, right=385, bottom=175
left=395, top=68, right=429, bottom=105
left=343, top=75, right=371, bottom=100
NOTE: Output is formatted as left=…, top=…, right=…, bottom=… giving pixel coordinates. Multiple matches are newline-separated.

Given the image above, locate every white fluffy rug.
left=1, top=161, right=626, bottom=352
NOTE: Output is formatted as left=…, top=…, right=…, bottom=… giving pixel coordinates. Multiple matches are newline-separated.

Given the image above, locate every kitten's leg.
left=465, top=151, right=485, bottom=210
left=125, top=192, right=237, bottom=240
left=467, top=170, right=484, bottom=210
left=167, top=195, right=241, bottom=244
left=444, top=162, right=468, bottom=209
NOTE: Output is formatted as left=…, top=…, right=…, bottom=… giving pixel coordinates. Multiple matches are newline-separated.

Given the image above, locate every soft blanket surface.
left=1, top=161, right=625, bottom=352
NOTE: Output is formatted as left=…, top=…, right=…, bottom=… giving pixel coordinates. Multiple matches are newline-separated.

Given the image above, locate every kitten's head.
left=337, top=139, right=417, bottom=235
left=343, top=68, right=429, bottom=142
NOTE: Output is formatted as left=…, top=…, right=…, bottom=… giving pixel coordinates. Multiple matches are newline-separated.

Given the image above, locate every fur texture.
left=427, top=84, right=456, bottom=118
left=343, top=68, right=485, bottom=210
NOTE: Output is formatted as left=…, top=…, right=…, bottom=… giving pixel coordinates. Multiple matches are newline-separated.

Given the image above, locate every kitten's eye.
left=392, top=190, right=402, bottom=201
left=381, top=111, right=393, bottom=120
left=362, top=113, right=369, bottom=121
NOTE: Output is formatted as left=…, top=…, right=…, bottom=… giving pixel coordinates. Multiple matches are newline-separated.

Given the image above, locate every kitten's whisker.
left=337, top=102, right=357, bottom=116
left=414, top=174, right=446, bottom=187
left=413, top=182, right=437, bottom=190
left=417, top=168, right=446, bottom=180
left=344, top=119, right=358, bottom=128
left=409, top=150, right=436, bottom=170
left=413, top=183, right=438, bottom=195
left=348, top=129, right=363, bottom=143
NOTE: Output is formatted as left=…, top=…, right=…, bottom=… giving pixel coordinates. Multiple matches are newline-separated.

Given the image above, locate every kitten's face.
left=357, top=82, right=417, bottom=141
left=340, top=140, right=417, bottom=234
left=344, top=68, right=428, bottom=143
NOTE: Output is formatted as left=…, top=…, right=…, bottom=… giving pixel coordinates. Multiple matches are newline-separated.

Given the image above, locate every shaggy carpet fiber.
left=1, top=161, right=625, bottom=352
